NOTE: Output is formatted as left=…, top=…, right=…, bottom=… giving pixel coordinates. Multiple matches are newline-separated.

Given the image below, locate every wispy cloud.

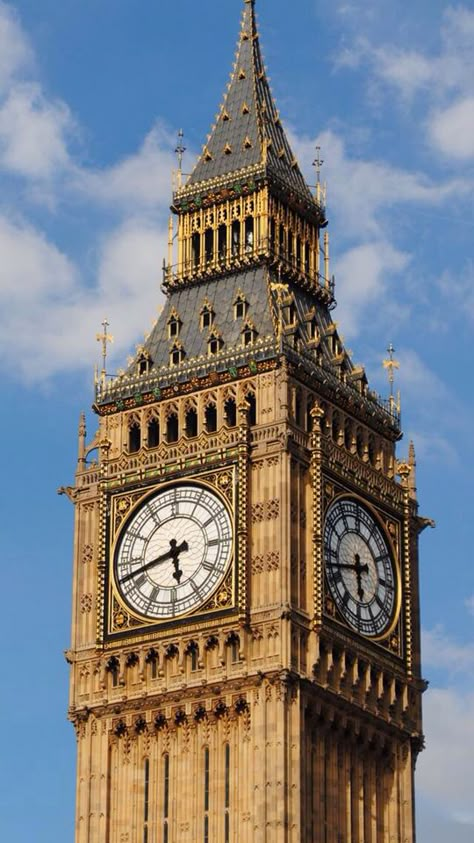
left=326, top=4, right=474, bottom=161
left=419, top=687, right=474, bottom=826
left=0, top=1, right=177, bottom=380
left=0, top=3, right=32, bottom=91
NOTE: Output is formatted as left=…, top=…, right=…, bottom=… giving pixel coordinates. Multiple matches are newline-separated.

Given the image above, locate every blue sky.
left=0, top=1, right=473, bottom=840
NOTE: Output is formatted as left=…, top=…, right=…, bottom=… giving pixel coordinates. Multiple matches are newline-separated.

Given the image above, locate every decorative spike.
left=77, top=411, right=86, bottom=467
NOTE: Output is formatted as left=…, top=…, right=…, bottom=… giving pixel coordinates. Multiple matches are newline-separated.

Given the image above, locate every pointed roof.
left=185, top=0, right=312, bottom=200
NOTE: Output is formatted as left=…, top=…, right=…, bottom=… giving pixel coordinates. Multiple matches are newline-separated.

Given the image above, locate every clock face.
left=324, top=498, right=398, bottom=638
left=114, top=483, right=233, bottom=620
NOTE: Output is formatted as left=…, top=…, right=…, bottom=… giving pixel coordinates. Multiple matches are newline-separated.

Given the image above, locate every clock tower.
left=66, top=2, right=427, bottom=841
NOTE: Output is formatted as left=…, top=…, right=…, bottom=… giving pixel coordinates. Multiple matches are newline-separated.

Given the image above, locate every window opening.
left=205, top=229, right=213, bottom=264
left=185, top=408, right=198, bottom=439
left=288, top=231, right=294, bottom=264
left=246, top=392, right=257, bottom=426
left=192, top=232, right=201, bottom=268
left=205, top=403, right=218, bottom=433
left=305, top=242, right=310, bottom=274
left=147, top=418, right=160, bottom=449
left=243, top=328, right=253, bottom=347
left=235, top=298, right=247, bottom=319
left=218, top=224, right=227, bottom=261
left=167, top=414, right=179, bottom=443
left=129, top=423, right=141, bottom=454
left=344, top=419, right=352, bottom=451
left=279, top=224, right=285, bottom=257
left=106, top=656, right=120, bottom=688
left=245, top=217, right=254, bottom=252
left=224, top=398, right=237, bottom=428
left=296, top=236, right=301, bottom=270
left=169, top=318, right=180, bottom=338
left=270, top=218, right=276, bottom=252
left=231, top=220, right=241, bottom=256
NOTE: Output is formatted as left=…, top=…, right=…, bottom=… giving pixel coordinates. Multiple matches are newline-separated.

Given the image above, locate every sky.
left=0, top=0, right=472, bottom=840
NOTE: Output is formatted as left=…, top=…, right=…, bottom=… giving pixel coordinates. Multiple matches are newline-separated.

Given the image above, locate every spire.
left=185, top=0, right=312, bottom=200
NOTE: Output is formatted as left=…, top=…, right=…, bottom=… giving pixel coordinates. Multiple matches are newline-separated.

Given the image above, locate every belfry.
left=66, top=2, right=427, bottom=840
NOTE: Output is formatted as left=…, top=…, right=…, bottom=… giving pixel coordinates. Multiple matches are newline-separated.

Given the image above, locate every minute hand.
left=121, top=541, right=188, bottom=584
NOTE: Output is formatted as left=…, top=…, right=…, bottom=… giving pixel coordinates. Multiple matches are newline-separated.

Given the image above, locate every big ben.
left=66, top=1, right=427, bottom=840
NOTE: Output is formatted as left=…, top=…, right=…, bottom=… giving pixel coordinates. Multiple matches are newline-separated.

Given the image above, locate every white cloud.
left=329, top=5, right=474, bottom=160
left=422, top=627, right=474, bottom=676
left=0, top=215, right=166, bottom=380
left=406, top=430, right=458, bottom=466
left=0, top=2, right=32, bottom=92
left=418, top=688, right=474, bottom=825
left=290, top=129, right=463, bottom=239
left=333, top=241, right=409, bottom=337
left=74, top=123, right=178, bottom=211
left=418, top=626, right=474, bottom=825
left=0, top=82, right=73, bottom=179
left=430, top=97, right=474, bottom=160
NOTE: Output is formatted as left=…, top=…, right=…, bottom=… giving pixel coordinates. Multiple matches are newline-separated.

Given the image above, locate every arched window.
left=231, top=220, right=240, bottom=256
left=205, top=403, right=218, bottom=433
left=368, top=435, right=377, bottom=467
left=137, top=352, right=152, bottom=375
left=106, top=656, right=120, bottom=688
left=245, top=217, right=254, bottom=253
left=344, top=418, right=352, bottom=451
left=224, top=398, right=237, bottom=428
left=146, top=649, right=158, bottom=679
left=309, top=317, right=318, bottom=341
left=166, top=413, right=179, bottom=443
left=185, top=407, right=198, bottom=438
left=170, top=343, right=185, bottom=366
left=129, top=422, right=141, bottom=454
left=279, top=224, right=285, bottom=257
left=200, top=303, right=214, bottom=330
left=305, top=242, right=310, bottom=274
left=192, top=232, right=201, bottom=268
left=288, top=230, right=294, bottom=264
left=218, top=224, right=227, bottom=261
left=246, top=392, right=257, bottom=426
left=234, top=292, right=248, bottom=320
left=147, top=418, right=160, bottom=449
left=208, top=331, right=223, bottom=356
left=332, top=412, right=340, bottom=443
left=205, top=229, right=213, bottom=264
left=270, top=218, right=276, bottom=252
left=356, top=429, right=364, bottom=459
left=242, top=325, right=257, bottom=347
left=168, top=316, right=180, bottom=339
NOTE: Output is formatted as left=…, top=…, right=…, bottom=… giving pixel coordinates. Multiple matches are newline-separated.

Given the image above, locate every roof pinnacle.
left=183, top=0, right=311, bottom=200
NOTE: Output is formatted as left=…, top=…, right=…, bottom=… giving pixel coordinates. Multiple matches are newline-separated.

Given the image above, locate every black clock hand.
left=331, top=556, right=369, bottom=600
left=121, top=540, right=189, bottom=584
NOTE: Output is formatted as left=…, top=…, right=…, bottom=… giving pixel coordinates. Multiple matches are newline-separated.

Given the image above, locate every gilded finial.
left=383, top=343, right=401, bottom=416
left=313, top=146, right=325, bottom=206
left=175, top=129, right=186, bottom=187
left=96, top=319, right=113, bottom=388
left=78, top=411, right=86, bottom=468
left=408, top=440, right=417, bottom=500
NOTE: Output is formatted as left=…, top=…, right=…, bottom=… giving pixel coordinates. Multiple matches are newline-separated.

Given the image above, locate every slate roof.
left=145, top=266, right=275, bottom=368
left=185, top=0, right=312, bottom=200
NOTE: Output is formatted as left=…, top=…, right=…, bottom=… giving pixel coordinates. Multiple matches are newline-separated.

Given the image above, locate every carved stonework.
left=80, top=594, right=93, bottom=614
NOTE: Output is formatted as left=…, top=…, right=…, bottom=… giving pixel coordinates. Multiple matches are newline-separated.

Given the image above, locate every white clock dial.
left=114, top=483, right=233, bottom=620
left=324, top=498, right=398, bottom=638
